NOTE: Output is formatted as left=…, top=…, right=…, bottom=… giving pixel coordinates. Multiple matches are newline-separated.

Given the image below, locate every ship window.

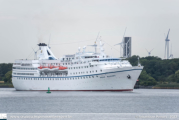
left=79, top=72, right=80, bottom=74
left=79, top=67, right=80, bottom=69
left=90, top=71, right=91, bottom=73
left=100, top=70, right=102, bottom=72
left=96, top=70, right=97, bottom=72
left=74, top=67, right=75, bottom=69
left=96, top=75, right=98, bottom=77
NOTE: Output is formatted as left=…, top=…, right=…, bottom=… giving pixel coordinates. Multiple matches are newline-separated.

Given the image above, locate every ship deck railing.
left=40, top=75, right=67, bottom=77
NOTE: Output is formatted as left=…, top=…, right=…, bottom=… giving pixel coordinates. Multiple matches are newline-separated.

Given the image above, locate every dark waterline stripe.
left=17, top=89, right=133, bottom=92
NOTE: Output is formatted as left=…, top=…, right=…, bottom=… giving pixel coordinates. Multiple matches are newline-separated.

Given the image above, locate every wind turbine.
left=145, top=48, right=154, bottom=56
left=164, top=29, right=170, bottom=59
left=32, top=48, right=38, bottom=60
left=114, top=27, right=127, bottom=57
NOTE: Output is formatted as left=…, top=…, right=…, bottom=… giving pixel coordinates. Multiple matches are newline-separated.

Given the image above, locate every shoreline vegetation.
left=1, top=55, right=179, bottom=89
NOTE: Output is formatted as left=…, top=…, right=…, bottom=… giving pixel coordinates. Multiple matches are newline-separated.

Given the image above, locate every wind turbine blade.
left=166, top=29, right=170, bottom=39
left=150, top=48, right=154, bottom=52
left=145, top=48, right=149, bottom=52
left=88, top=45, right=97, bottom=47
left=114, top=43, right=121, bottom=46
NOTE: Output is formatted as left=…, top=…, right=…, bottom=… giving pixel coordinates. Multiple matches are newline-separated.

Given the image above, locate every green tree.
left=139, top=70, right=157, bottom=86
left=3, top=71, right=12, bottom=83
left=0, top=63, right=12, bottom=80
left=174, top=70, right=179, bottom=83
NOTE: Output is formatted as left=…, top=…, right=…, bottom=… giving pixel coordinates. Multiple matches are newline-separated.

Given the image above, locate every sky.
left=0, top=0, right=179, bottom=63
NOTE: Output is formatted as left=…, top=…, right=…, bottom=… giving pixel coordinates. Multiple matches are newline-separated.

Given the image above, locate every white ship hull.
left=12, top=67, right=143, bottom=91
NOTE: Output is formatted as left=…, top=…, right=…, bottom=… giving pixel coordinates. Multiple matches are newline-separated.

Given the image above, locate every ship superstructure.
left=12, top=40, right=143, bottom=91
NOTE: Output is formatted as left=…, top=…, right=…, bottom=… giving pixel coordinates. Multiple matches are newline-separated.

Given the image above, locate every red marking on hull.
left=17, top=89, right=133, bottom=92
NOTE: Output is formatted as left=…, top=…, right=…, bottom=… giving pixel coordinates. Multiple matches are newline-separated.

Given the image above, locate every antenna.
left=88, top=32, right=100, bottom=54
left=48, top=34, right=51, bottom=49
left=32, top=47, right=38, bottom=59
left=95, top=32, right=100, bottom=42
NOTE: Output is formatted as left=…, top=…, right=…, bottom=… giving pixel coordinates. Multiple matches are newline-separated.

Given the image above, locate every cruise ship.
left=12, top=40, right=143, bottom=91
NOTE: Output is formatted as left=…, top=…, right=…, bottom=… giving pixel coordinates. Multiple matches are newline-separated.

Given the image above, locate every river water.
left=0, top=88, right=179, bottom=120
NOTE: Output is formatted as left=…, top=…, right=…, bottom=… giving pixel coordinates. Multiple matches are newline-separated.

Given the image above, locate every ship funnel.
left=38, top=43, right=57, bottom=60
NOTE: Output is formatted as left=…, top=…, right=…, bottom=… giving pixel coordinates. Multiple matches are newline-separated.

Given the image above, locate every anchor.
left=127, top=75, right=131, bottom=79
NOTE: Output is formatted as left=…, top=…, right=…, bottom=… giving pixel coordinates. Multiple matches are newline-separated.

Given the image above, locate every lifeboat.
left=49, top=64, right=59, bottom=71
left=42, top=66, right=49, bottom=71
left=48, top=64, right=53, bottom=70
left=53, top=66, right=59, bottom=71
left=38, top=65, right=44, bottom=71
left=38, top=65, right=49, bottom=71
left=59, top=66, right=67, bottom=70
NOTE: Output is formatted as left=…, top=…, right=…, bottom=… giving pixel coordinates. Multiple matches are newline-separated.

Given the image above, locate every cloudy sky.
left=0, top=0, right=179, bottom=63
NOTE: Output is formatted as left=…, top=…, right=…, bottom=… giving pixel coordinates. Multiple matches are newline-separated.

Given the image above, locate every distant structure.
left=169, top=43, right=173, bottom=59
left=114, top=28, right=127, bottom=57
left=123, top=37, right=132, bottom=58
left=145, top=48, right=154, bottom=56
left=114, top=28, right=132, bottom=58
left=164, top=29, right=170, bottom=59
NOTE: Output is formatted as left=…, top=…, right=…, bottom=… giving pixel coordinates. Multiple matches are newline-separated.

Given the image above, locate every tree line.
left=0, top=63, right=12, bottom=83
left=127, top=55, right=179, bottom=86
